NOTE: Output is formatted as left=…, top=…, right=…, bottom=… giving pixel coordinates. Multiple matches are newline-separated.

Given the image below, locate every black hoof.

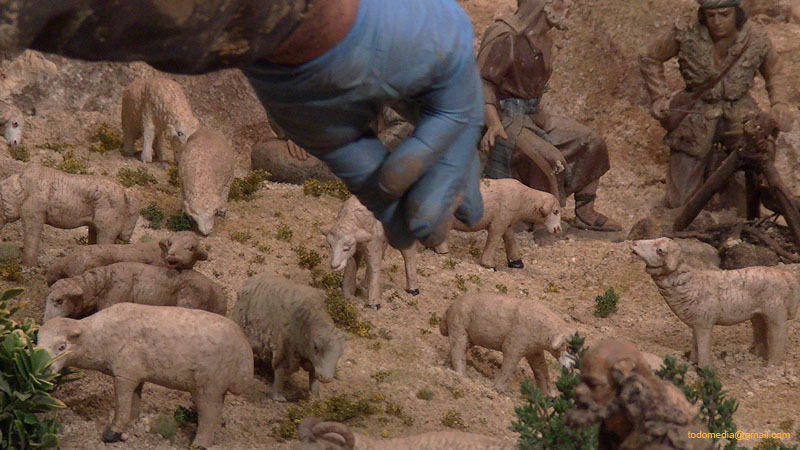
left=365, top=303, right=381, bottom=310
left=508, top=259, right=524, bottom=269
left=406, top=289, right=420, bottom=296
left=102, top=428, right=123, bottom=443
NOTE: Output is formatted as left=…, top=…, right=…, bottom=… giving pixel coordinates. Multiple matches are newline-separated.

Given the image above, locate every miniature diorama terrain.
left=1, top=0, right=800, bottom=449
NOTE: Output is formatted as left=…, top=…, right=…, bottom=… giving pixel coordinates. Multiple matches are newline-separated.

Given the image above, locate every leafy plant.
left=593, top=288, right=619, bottom=318
left=0, top=260, right=22, bottom=282
left=1, top=288, right=70, bottom=449
left=323, top=287, right=373, bottom=338
left=293, top=245, right=321, bottom=270
left=167, top=166, right=181, bottom=187
left=274, top=393, right=376, bottom=440
left=302, top=179, right=350, bottom=200
left=88, top=123, right=122, bottom=154
left=45, top=150, right=89, bottom=174
left=441, top=410, right=466, bottom=430
left=9, top=144, right=30, bottom=162
left=173, top=405, right=198, bottom=425
left=511, top=333, right=599, bottom=450
left=140, top=204, right=165, bottom=230
left=229, top=231, right=252, bottom=244
left=276, top=224, right=293, bottom=242
left=229, top=169, right=270, bottom=201
left=117, top=167, right=157, bottom=187
left=167, top=213, right=193, bottom=231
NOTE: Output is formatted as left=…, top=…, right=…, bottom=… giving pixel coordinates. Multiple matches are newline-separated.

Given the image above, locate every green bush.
left=302, top=179, right=350, bottom=200
left=141, top=204, right=165, bottom=230
left=167, top=213, right=193, bottom=231
left=89, top=123, right=122, bottom=154
left=117, top=167, right=157, bottom=187
left=173, top=405, right=198, bottom=425
left=323, top=287, right=373, bottom=338
left=44, top=150, right=89, bottom=175
left=511, top=333, right=599, bottom=450
left=593, top=288, right=618, bottom=318
left=9, top=144, right=30, bottom=162
left=1, top=288, right=69, bottom=449
left=0, top=260, right=22, bottom=282
left=228, top=170, right=270, bottom=201
left=293, top=245, right=321, bottom=270
left=167, top=166, right=181, bottom=187
left=274, top=394, right=376, bottom=440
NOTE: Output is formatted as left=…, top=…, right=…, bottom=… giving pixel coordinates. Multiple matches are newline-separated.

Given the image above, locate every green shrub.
left=441, top=410, right=465, bottom=430
left=274, top=394, right=376, bottom=440
left=173, top=405, right=198, bottom=425
left=495, top=283, right=508, bottom=294
left=416, top=387, right=434, bottom=401
left=117, top=167, right=157, bottom=187
left=167, top=166, right=181, bottom=187
left=310, top=271, right=343, bottom=291
left=511, top=333, right=599, bottom=450
left=323, top=287, right=373, bottom=338
left=89, top=123, right=122, bottom=154
left=276, top=224, right=293, bottom=242
left=167, top=213, right=193, bottom=231
left=46, top=150, right=89, bottom=174
left=148, top=415, right=177, bottom=439
left=593, top=288, right=619, bottom=318
left=230, top=231, right=252, bottom=243
left=293, top=245, right=321, bottom=270
left=753, top=438, right=798, bottom=450
left=141, top=204, right=165, bottom=230
left=302, top=179, right=350, bottom=200
left=1, top=288, right=69, bottom=449
left=228, top=169, right=270, bottom=201
left=9, top=144, right=30, bottom=162
left=0, top=260, right=22, bottom=282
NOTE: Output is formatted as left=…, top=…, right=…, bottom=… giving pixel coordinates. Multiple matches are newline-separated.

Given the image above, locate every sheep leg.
left=342, top=257, right=358, bottom=297
left=693, top=326, right=713, bottom=368
left=270, top=365, right=288, bottom=402
left=104, top=376, right=140, bottom=442
left=20, top=209, right=44, bottom=267
left=364, top=246, right=382, bottom=308
left=750, top=315, right=768, bottom=359
left=765, top=314, right=787, bottom=366
left=502, top=226, right=524, bottom=268
left=153, top=132, right=167, bottom=161
left=480, top=225, right=504, bottom=269
left=526, top=350, right=551, bottom=395
left=308, top=367, right=320, bottom=396
left=129, top=382, right=145, bottom=423
left=141, top=117, right=155, bottom=163
left=494, top=340, right=525, bottom=393
left=449, top=329, right=470, bottom=376
left=399, top=245, right=419, bottom=295
left=192, top=391, right=224, bottom=449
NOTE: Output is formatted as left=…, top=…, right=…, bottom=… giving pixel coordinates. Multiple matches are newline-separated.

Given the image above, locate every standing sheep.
left=0, top=166, right=139, bottom=266
left=232, top=273, right=345, bottom=401
left=178, top=127, right=234, bottom=235
left=438, top=178, right=562, bottom=269
left=45, top=231, right=207, bottom=285
left=38, top=303, right=254, bottom=448
left=44, top=262, right=227, bottom=321
left=440, top=292, right=574, bottom=394
left=0, top=99, right=23, bottom=147
left=121, top=77, right=199, bottom=163
left=322, top=196, right=418, bottom=309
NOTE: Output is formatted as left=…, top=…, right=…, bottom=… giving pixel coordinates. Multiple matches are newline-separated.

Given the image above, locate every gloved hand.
left=244, top=0, right=485, bottom=249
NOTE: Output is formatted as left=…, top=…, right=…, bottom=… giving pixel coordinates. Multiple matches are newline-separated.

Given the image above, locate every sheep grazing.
left=296, top=417, right=515, bottom=450
left=322, top=196, right=418, bottom=309
left=440, top=292, right=574, bottom=394
left=121, top=77, right=199, bottom=163
left=46, top=231, right=207, bottom=285
left=0, top=165, right=139, bottom=266
left=232, top=273, right=345, bottom=401
left=177, top=127, right=234, bottom=235
left=438, top=178, right=561, bottom=269
left=631, top=237, right=800, bottom=367
left=44, top=262, right=227, bottom=321
left=0, top=99, right=24, bottom=147
left=38, top=303, right=254, bottom=448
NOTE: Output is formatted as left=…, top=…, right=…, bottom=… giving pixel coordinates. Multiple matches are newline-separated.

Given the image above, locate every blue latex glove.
left=243, top=0, right=484, bottom=249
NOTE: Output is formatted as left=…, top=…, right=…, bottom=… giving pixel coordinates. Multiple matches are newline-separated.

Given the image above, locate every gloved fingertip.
left=454, top=199, right=483, bottom=228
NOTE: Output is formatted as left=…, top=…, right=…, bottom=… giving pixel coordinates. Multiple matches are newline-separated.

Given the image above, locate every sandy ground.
left=1, top=0, right=799, bottom=448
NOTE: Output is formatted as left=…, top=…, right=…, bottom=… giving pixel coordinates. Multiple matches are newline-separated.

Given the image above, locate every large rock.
left=250, top=138, right=337, bottom=184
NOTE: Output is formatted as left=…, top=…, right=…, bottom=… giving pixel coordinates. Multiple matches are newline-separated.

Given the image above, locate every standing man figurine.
left=639, top=0, right=792, bottom=210
left=477, top=0, right=622, bottom=232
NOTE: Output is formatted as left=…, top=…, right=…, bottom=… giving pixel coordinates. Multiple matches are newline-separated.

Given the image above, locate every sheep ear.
left=196, top=247, right=209, bottom=261
left=353, top=229, right=372, bottom=242
left=67, top=327, right=82, bottom=340
left=539, top=196, right=556, bottom=216
left=664, top=247, right=680, bottom=272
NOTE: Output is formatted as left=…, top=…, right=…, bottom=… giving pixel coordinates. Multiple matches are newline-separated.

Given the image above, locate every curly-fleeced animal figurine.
left=0, top=165, right=139, bottom=266
left=44, top=262, right=226, bottom=321
left=46, top=231, right=207, bottom=285
left=322, top=196, right=418, bottom=309
left=121, top=77, right=199, bottom=163
left=437, top=178, right=561, bottom=269
left=177, top=127, right=234, bottom=235
left=632, top=237, right=800, bottom=367
left=38, top=303, right=254, bottom=449
left=440, top=292, right=573, bottom=394
left=232, top=273, right=345, bottom=401
left=296, top=417, right=515, bottom=450
left=0, top=99, right=24, bottom=147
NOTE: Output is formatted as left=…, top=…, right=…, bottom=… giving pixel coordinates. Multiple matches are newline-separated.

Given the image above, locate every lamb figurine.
left=631, top=237, right=800, bottom=367
left=46, top=231, right=207, bottom=285
left=296, top=417, right=515, bottom=450
left=121, top=77, right=199, bottom=163
left=232, top=273, right=345, bottom=402
left=44, top=262, right=227, bottom=321
left=322, top=196, right=418, bottom=309
left=177, top=127, right=234, bottom=235
left=440, top=292, right=574, bottom=394
left=0, top=165, right=139, bottom=266
left=437, top=178, right=562, bottom=269
left=0, top=99, right=24, bottom=147
left=38, top=303, right=254, bottom=449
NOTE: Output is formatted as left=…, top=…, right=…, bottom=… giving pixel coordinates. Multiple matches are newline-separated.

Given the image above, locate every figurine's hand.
left=286, top=140, right=310, bottom=161
left=770, top=103, right=794, bottom=132
left=479, top=124, right=508, bottom=153
left=651, top=97, right=670, bottom=120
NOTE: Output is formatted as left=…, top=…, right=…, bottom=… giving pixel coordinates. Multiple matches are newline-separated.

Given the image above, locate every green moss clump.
left=167, top=213, right=193, bottom=231
left=753, top=437, right=797, bottom=450
left=149, top=415, right=177, bottom=439
left=293, top=245, right=321, bottom=270
left=140, top=204, right=165, bottom=230
left=428, top=312, right=440, bottom=327
left=173, top=405, right=198, bottom=425
left=230, top=231, right=252, bottom=243
left=228, top=169, right=270, bottom=201
left=276, top=224, right=293, bottom=242
left=0, top=260, right=22, bottom=282
left=275, top=394, right=376, bottom=440
left=50, top=151, right=89, bottom=174
left=117, top=167, right=157, bottom=187
left=167, top=166, right=181, bottom=187
left=593, top=288, right=619, bottom=318
left=416, top=387, right=434, bottom=401
left=495, top=283, right=508, bottom=294
left=370, top=370, right=390, bottom=384
left=302, top=179, right=351, bottom=201
left=38, top=141, right=73, bottom=152
left=89, top=123, right=122, bottom=154
left=310, top=271, right=343, bottom=291
left=9, top=144, right=30, bottom=162
left=441, top=410, right=465, bottom=430
left=324, top=287, right=373, bottom=338
left=453, top=275, right=467, bottom=292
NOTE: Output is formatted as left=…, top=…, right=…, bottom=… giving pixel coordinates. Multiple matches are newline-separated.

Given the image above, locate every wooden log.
left=674, top=150, right=741, bottom=231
